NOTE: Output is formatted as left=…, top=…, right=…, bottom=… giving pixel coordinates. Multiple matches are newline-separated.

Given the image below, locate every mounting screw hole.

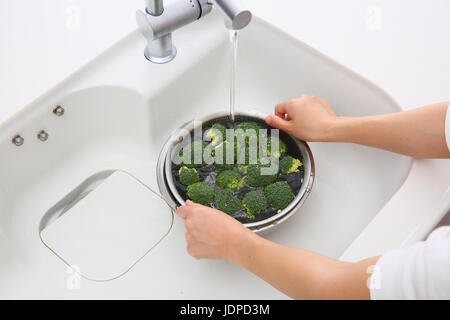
left=53, top=106, right=65, bottom=116
left=12, top=135, right=24, bottom=146
left=37, top=130, right=49, bottom=142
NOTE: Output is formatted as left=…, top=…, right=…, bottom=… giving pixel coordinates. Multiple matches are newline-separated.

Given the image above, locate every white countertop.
left=1, top=0, right=449, bottom=125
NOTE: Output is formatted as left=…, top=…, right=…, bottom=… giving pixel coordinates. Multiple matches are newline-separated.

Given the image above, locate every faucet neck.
left=137, top=0, right=251, bottom=64
left=146, top=0, right=164, bottom=16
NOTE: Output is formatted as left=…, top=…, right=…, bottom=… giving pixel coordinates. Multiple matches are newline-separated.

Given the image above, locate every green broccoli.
left=178, top=166, right=199, bottom=186
left=186, top=182, right=214, bottom=205
left=264, top=181, right=295, bottom=210
left=206, top=123, right=227, bottom=146
left=214, top=163, right=235, bottom=172
left=263, top=136, right=287, bottom=158
left=179, top=141, right=210, bottom=168
left=236, top=164, right=249, bottom=174
left=213, top=140, right=237, bottom=171
left=242, top=191, right=267, bottom=219
left=246, top=163, right=278, bottom=187
left=279, top=156, right=303, bottom=174
left=237, top=175, right=247, bottom=189
left=216, top=170, right=242, bottom=189
left=235, top=121, right=262, bottom=131
left=215, top=189, right=243, bottom=214
left=236, top=142, right=260, bottom=165
left=234, top=122, right=262, bottom=145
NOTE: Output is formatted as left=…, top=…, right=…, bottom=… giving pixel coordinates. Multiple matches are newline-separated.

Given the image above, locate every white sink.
left=0, top=12, right=447, bottom=299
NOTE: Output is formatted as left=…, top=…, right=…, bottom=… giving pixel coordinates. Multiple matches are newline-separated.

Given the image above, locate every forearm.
left=328, top=102, right=450, bottom=158
left=228, top=232, right=379, bottom=299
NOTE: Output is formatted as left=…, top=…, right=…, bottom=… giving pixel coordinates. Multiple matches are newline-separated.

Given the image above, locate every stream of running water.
left=229, top=30, right=239, bottom=122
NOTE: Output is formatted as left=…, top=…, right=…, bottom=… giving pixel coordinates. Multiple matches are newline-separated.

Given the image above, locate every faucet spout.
left=137, top=0, right=251, bottom=64
left=209, top=0, right=252, bottom=30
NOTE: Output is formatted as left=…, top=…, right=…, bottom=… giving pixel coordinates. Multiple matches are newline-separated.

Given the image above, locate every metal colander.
left=156, top=110, right=315, bottom=233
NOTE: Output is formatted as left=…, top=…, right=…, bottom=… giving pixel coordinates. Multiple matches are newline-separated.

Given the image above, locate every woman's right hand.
left=265, top=94, right=339, bottom=142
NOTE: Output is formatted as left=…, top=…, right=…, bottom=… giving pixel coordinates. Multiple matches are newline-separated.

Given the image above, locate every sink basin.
left=0, top=12, right=437, bottom=299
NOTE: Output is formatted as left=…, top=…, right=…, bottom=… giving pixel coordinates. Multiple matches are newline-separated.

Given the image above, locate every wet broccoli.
left=279, top=156, right=303, bottom=174
left=215, top=189, right=243, bottom=214
left=216, top=170, right=242, bottom=189
left=186, top=182, right=214, bottom=205
left=263, top=136, right=287, bottom=158
left=246, top=162, right=279, bottom=187
left=178, top=166, right=199, bottom=186
left=234, top=121, right=262, bottom=145
left=264, top=181, right=295, bottom=211
left=179, top=141, right=210, bottom=168
left=236, top=164, right=249, bottom=174
left=242, top=191, right=267, bottom=219
left=236, top=142, right=259, bottom=165
left=206, top=123, right=227, bottom=146
left=235, top=121, right=262, bottom=132
left=214, top=163, right=234, bottom=172
left=236, top=175, right=247, bottom=189
left=213, top=140, right=237, bottom=171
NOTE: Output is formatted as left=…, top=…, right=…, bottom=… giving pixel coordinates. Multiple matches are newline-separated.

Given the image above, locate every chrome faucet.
left=136, top=0, right=252, bottom=63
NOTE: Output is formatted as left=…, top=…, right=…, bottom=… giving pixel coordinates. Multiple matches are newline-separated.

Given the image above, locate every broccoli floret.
left=215, top=189, right=243, bottom=214
left=186, top=182, right=214, bottom=205
left=242, top=191, right=267, bottom=219
left=237, top=175, right=247, bottom=189
left=214, top=163, right=235, bottom=172
left=246, top=163, right=278, bottom=187
left=178, top=166, right=199, bottom=186
left=235, top=121, right=262, bottom=133
left=234, top=122, right=262, bottom=145
left=279, top=156, right=303, bottom=174
left=216, top=170, right=242, bottom=189
left=236, top=164, right=248, bottom=174
left=264, top=181, right=295, bottom=210
left=236, top=142, right=259, bottom=165
left=179, top=141, right=210, bottom=168
left=213, top=140, right=237, bottom=171
left=206, top=123, right=227, bottom=146
left=263, top=136, right=287, bottom=158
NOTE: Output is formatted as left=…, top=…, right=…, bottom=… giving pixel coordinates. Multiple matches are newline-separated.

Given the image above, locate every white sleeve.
left=446, top=104, right=450, bottom=152
left=370, top=227, right=450, bottom=300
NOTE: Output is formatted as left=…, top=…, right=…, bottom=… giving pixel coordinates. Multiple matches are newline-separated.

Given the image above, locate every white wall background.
left=1, top=0, right=449, bottom=124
